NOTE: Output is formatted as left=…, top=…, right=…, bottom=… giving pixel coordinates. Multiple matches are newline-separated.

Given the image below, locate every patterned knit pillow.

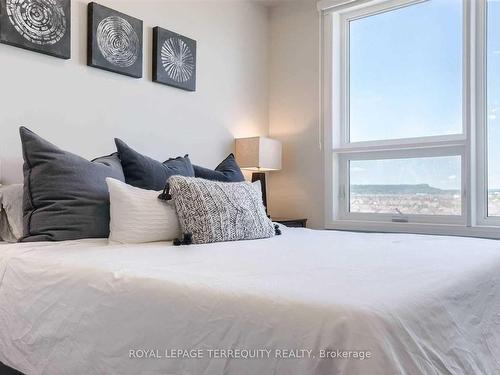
left=166, top=176, right=276, bottom=244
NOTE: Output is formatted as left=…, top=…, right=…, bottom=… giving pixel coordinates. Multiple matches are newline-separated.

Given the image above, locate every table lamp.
left=235, top=137, right=282, bottom=211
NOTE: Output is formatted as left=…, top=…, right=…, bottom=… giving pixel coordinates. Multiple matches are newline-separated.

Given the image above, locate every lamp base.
left=251, top=172, right=267, bottom=212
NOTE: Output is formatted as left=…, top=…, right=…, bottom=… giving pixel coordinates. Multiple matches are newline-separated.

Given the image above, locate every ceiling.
left=251, top=0, right=314, bottom=7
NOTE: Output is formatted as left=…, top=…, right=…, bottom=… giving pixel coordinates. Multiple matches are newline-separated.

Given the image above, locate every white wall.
left=0, top=0, right=324, bottom=228
left=0, top=0, right=269, bottom=183
left=267, top=1, right=322, bottom=228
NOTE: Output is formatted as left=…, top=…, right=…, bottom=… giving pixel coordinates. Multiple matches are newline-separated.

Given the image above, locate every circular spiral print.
left=97, top=16, right=139, bottom=68
left=161, top=38, right=194, bottom=83
left=6, top=0, right=66, bottom=45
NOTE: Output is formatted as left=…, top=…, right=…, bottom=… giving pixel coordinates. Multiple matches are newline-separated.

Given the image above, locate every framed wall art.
left=153, top=26, right=196, bottom=91
left=88, top=2, right=142, bottom=78
left=0, top=0, right=71, bottom=59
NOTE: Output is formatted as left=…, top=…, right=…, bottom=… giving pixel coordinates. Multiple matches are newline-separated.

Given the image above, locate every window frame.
left=339, top=147, right=466, bottom=224
left=340, top=0, right=466, bottom=146
left=478, top=0, right=500, bottom=226
left=320, top=0, right=500, bottom=238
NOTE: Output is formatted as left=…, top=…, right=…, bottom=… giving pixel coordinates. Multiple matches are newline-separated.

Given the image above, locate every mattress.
left=0, top=228, right=500, bottom=374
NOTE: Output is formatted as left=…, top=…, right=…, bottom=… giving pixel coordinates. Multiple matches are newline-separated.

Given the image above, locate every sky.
left=347, top=0, right=499, bottom=190
left=350, top=156, right=461, bottom=191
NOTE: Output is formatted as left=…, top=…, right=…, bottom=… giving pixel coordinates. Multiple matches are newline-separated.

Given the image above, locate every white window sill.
left=325, top=220, right=500, bottom=240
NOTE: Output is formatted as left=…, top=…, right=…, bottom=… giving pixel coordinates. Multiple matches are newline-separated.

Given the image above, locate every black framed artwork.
left=153, top=26, right=196, bottom=91
left=0, top=0, right=71, bottom=59
left=87, top=2, right=142, bottom=78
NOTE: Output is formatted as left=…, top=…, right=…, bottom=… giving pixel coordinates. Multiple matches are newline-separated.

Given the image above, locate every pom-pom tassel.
left=158, top=184, right=172, bottom=201
left=174, top=233, right=193, bottom=246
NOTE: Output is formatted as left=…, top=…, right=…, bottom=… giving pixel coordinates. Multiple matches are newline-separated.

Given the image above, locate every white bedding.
left=1, top=228, right=500, bottom=374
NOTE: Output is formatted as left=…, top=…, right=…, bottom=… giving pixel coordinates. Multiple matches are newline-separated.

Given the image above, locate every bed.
left=1, top=227, right=500, bottom=375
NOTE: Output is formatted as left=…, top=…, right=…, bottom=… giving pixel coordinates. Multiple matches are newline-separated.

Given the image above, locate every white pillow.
left=106, top=178, right=180, bottom=243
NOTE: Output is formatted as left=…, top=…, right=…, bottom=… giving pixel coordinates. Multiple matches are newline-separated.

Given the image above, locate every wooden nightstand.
left=272, top=218, right=307, bottom=228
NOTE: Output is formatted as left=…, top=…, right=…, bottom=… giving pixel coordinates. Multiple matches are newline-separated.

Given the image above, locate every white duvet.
left=1, top=228, right=500, bottom=375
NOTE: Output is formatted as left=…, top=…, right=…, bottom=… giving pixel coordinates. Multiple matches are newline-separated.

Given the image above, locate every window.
left=488, top=0, right=500, bottom=217
left=349, top=0, right=463, bottom=142
left=321, top=0, right=500, bottom=237
left=349, top=156, right=462, bottom=216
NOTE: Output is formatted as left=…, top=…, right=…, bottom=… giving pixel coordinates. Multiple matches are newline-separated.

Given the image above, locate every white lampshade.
left=235, top=137, right=282, bottom=171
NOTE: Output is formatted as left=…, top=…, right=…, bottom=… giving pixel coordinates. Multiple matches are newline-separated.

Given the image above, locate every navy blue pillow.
left=115, top=138, right=194, bottom=191
left=193, top=154, right=245, bottom=182
left=20, top=127, right=125, bottom=242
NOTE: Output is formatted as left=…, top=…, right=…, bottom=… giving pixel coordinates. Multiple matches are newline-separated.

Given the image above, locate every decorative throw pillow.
left=92, top=152, right=125, bottom=181
left=0, top=184, right=23, bottom=242
left=166, top=176, right=276, bottom=244
left=115, top=138, right=194, bottom=191
left=193, top=154, right=245, bottom=182
left=20, top=127, right=125, bottom=242
left=106, top=178, right=179, bottom=243
left=0, top=210, right=14, bottom=242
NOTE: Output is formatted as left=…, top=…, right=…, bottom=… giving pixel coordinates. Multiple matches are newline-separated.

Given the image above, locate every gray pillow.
left=92, top=153, right=125, bottom=181
left=115, top=138, right=194, bottom=191
left=20, top=127, right=125, bottom=242
left=167, top=176, right=275, bottom=244
left=0, top=184, right=23, bottom=242
left=193, top=154, right=245, bottom=182
left=0, top=210, right=16, bottom=243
